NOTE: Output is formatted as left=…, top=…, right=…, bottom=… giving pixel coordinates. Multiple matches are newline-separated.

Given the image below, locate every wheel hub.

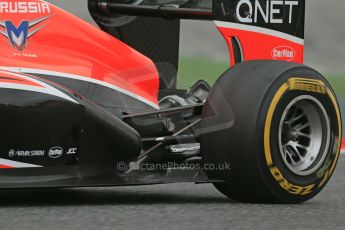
left=278, top=95, right=331, bottom=176
left=287, top=128, right=299, bottom=141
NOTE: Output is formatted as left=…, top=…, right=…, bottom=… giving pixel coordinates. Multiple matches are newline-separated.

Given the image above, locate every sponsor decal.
left=236, top=0, right=299, bottom=24
left=67, top=148, right=78, bottom=155
left=271, top=46, right=296, bottom=61
left=8, top=149, right=15, bottom=157
left=8, top=149, right=45, bottom=157
left=48, top=147, right=63, bottom=159
left=13, top=52, right=38, bottom=58
left=0, top=1, right=51, bottom=14
left=288, top=78, right=326, bottom=94
left=0, top=15, right=51, bottom=51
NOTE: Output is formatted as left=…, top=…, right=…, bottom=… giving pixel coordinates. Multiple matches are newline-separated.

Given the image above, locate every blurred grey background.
left=47, top=0, right=345, bottom=75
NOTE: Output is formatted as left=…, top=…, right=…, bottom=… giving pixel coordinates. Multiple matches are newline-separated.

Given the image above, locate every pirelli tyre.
left=200, top=60, right=342, bottom=203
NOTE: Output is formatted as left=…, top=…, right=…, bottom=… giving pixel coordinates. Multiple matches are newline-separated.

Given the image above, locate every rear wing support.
left=89, top=0, right=306, bottom=85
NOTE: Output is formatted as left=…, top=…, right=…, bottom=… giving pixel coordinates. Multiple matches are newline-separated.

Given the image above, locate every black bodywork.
left=0, top=77, right=146, bottom=188
left=0, top=72, right=211, bottom=188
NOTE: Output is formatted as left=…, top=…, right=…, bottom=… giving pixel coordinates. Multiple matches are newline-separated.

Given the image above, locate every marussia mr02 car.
left=0, top=0, right=341, bottom=203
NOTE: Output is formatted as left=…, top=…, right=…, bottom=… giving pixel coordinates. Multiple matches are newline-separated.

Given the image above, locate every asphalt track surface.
left=0, top=157, right=344, bottom=230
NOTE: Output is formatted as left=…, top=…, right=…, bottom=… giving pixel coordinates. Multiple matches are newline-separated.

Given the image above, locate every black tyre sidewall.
left=256, top=69, right=341, bottom=203
left=201, top=61, right=342, bottom=203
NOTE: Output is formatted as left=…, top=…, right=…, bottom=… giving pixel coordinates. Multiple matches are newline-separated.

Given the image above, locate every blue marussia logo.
left=0, top=16, right=50, bottom=51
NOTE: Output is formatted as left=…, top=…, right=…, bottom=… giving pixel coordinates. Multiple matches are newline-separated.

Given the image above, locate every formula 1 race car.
left=0, top=0, right=341, bottom=203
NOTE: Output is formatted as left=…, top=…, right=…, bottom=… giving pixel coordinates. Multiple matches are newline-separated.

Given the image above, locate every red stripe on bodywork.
left=0, top=70, right=43, bottom=87
left=0, top=165, right=14, bottom=169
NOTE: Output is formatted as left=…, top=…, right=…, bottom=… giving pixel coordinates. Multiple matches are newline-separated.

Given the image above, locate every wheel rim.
left=278, top=95, right=331, bottom=176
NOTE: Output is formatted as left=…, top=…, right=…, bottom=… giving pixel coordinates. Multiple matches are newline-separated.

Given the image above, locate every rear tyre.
left=200, top=61, right=342, bottom=203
